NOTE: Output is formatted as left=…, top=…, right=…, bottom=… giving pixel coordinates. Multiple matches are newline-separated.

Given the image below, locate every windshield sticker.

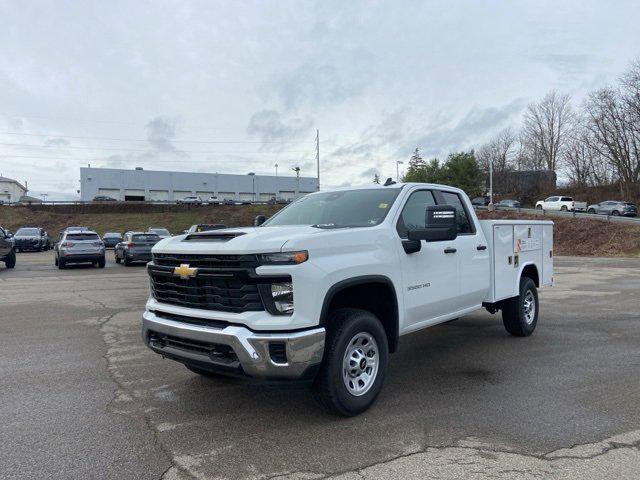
left=378, top=203, right=388, bottom=209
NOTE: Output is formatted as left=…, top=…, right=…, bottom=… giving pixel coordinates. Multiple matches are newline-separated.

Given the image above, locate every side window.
left=396, top=190, right=436, bottom=238
left=561, top=197, right=572, bottom=202
left=0, top=227, right=5, bottom=237
left=439, top=191, right=474, bottom=234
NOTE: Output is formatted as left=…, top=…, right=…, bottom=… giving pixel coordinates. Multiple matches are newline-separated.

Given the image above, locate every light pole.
left=274, top=163, right=278, bottom=177
left=248, top=172, right=255, bottom=202
left=396, top=160, right=404, bottom=181
left=488, top=157, right=494, bottom=210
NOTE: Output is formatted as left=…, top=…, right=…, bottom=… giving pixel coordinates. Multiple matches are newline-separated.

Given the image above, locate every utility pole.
left=396, top=160, right=404, bottom=181
left=315, top=129, right=320, bottom=191
left=274, top=163, right=278, bottom=177
left=488, top=156, right=494, bottom=210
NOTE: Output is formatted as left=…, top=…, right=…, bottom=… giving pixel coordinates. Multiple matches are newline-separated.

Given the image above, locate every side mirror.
left=254, top=215, right=266, bottom=226
left=407, top=205, right=458, bottom=242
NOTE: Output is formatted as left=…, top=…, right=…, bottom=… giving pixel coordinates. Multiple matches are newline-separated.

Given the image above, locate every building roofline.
left=0, top=176, right=27, bottom=192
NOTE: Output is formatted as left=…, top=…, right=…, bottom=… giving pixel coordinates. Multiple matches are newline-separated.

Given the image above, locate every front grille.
left=153, top=253, right=260, bottom=269
left=148, top=254, right=269, bottom=313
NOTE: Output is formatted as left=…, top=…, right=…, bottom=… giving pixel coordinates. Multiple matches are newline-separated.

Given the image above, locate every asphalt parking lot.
left=2, top=251, right=640, bottom=479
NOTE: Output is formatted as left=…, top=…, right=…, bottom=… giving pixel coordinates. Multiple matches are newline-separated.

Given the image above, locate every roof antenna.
left=383, top=177, right=396, bottom=186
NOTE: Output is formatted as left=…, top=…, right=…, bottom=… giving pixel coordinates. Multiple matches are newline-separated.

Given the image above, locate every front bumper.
left=142, top=309, right=325, bottom=379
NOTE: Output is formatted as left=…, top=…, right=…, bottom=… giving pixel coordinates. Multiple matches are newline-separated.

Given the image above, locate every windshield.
left=133, top=234, right=160, bottom=242
left=149, top=228, right=170, bottom=235
left=264, top=188, right=401, bottom=228
left=16, top=228, right=40, bottom=235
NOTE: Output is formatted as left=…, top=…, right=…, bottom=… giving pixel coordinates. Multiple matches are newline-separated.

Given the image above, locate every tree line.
left=397, top=58, right=640, bottom=201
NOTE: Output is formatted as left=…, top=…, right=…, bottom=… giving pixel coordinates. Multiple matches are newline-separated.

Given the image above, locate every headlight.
left=259, top=251, right=308, bottom=265
left=270, top=282, right=294, bottom=314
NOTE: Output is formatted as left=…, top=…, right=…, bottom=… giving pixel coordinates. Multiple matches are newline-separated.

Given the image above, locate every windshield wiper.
left=311, top=224, right=358, bottom=229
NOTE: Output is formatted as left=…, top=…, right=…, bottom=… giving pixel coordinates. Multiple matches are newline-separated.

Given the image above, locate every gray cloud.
left=145, top=116, right=186, bottom=155
left=414, top=99, right=526, bottom=157
left=246, top=109, right=313, bottom=143
left=44, top=137, right=69, bottom=146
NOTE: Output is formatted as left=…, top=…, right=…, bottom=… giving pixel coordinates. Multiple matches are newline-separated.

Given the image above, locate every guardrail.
left=476, top=205, right=640, bottom=225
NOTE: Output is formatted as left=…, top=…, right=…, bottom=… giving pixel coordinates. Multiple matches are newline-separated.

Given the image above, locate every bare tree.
left=477, top=127, right=518, bottom=174
left=584, top=86, right=640, bottom=199
left=521, top=91, right=575, bottom=172
left=564, top=127, right=613, bottom=188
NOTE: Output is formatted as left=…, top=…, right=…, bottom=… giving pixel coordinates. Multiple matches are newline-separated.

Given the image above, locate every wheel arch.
left=520, top=262, right=540, bottom=287
left=320, top=275, right=400, bottom=353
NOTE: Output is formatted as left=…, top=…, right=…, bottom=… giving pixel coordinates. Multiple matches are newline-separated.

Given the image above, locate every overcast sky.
left=1, top=0, right=639, bottom=199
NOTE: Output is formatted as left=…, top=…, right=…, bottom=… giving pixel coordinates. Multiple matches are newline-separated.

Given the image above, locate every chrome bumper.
left=142, top=310, right=326, bottom=379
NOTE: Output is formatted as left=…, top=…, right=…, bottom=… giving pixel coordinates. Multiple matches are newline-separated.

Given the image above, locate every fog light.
left=271, top=282, right=294, bottom=314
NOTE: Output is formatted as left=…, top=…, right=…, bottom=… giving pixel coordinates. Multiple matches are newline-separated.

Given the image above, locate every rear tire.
left=115, top=253, right=121, bottom=264
left=536, top=205, right=542, bottom=210
left=560, top=205, right=568, bottom=211
left=54, top=256, right=58, bottom=266
left=58, top=258, right=66, bottom=269
left=124, top=256, right=131, bottom=266
left=502, top=276, right=538, bottom=337
left=612, top=210, right=620, bottom=216
left=313, top=308, right=389, bottom=416
left=5, top=249, right=16, bottom=268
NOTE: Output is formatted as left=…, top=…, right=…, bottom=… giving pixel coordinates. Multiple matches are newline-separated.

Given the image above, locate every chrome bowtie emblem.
left=173, top=263, right=198, bottom=279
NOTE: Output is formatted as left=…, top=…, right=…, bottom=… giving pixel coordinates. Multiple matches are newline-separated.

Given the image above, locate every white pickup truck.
left=535, top=196, right=587, bottom=212
left=142, top=183, right=553, bottom=416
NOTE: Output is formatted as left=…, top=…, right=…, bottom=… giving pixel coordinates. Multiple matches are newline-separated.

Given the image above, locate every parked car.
left=206, top=196, right=221, bottom=205
left=587, top=200, right=637, bottom=217
left=185, top=223, right=227, bottom=234
left=93, top=195, right=117, bottom=202
left=0, top=225, right=16, bottom=269
left=148, top=227, right=171, bottom=239
left=535, top=196, right=587, bottom=212
left=114, top=232, right=161, bottom=266
left=54, top=230, right=105, bottom=269
left=13, top=227, right=50, bottom=252
left=496, top=199, right=521, bottom=208
left=63, top=226, right=89, bottom=233
left=142, top=183, right=554, bottom=416
left=177, top=196, right=203, bottom=205
left=102, top=232, right=124, bottom=248
left=471, top=196, right=490, bottom=207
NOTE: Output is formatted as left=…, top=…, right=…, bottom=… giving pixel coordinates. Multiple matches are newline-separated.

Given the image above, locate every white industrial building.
left=80, top=167, right=318, bottom=202
left=0, top=176, right=28, bottom=203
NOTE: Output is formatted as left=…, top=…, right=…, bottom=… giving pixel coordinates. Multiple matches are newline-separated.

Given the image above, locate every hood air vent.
left=183, top=232, right=247, bottom=242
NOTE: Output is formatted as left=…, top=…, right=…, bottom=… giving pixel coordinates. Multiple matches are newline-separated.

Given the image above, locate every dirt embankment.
left=0, top=204, right=284, bottom=236
left=477, top=210, right=640, bottom=257
left=2, top=204, right=638, bottom=257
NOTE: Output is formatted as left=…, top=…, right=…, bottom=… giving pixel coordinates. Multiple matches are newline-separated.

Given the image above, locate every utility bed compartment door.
left=492, top=225, right=518, bottom=301
left=542, top=224, right=554, bottom=286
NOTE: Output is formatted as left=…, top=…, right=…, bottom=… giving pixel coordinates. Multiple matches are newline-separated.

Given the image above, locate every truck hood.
left=152, top=225, right=326, bottom=255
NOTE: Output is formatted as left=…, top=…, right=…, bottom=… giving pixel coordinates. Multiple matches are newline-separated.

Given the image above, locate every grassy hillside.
left=0, top=204, right=284, bottom=236
left=2, top=204, right=639, bottom=257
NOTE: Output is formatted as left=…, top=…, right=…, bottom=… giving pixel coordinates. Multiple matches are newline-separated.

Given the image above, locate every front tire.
left=58, top=258, right=66, bottom=269
left=502, top=276, right=538, bottom=336
left=588, top=208, right=595, bottom=214
left=313, top=308, right=388, bottom=416
left=5, top=249, right=16, bottom=268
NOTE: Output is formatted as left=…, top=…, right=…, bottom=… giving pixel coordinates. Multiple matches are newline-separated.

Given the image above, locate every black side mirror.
left=254, top=215, right=266, bottom=226
left=407, top=205, right=458, bottom=242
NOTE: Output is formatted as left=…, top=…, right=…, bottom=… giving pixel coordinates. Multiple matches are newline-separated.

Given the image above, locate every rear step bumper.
left=142, top=309, right=325, bottom=379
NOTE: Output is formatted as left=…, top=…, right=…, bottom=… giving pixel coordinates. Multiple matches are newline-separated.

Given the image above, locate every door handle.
left=444, top=247, right=457, bottom=254
left=476, top=245, right=487, bottom=251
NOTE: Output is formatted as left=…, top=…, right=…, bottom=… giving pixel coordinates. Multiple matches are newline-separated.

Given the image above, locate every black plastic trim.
left=319, top=275, right=399, bottom=352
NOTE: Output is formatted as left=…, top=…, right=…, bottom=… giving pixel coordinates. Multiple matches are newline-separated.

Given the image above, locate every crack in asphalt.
left=94, top=310, right=196, bottom=480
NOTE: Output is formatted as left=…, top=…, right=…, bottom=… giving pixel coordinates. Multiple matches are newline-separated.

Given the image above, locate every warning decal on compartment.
left=515, top=238, right=541, bottom=252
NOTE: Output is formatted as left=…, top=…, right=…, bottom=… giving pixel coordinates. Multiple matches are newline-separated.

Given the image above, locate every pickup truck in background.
left=536, top=196, right=587, bottom=212
left=142, top=183, right=554, bottom=416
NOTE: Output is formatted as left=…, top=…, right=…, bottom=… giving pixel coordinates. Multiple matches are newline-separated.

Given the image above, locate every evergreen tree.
left=373, top=173, right=380, bottom=184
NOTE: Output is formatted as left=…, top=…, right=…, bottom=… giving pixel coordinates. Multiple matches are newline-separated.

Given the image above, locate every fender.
left=319, top=275, right=400, bottom=352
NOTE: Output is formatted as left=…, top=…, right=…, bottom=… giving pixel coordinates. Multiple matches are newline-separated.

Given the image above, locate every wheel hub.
left=342, top=332, right=379, bottom=396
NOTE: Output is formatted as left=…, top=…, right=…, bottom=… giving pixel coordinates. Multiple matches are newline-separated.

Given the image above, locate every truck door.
left=395, top=189, right=460, bottom=331
left=437, top=190, right=490, bottom=310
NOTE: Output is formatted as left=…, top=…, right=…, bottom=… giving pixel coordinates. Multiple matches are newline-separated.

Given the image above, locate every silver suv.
left=54, top=230, right=105, bottom=269
left=587, top=200, right=637, bottom=217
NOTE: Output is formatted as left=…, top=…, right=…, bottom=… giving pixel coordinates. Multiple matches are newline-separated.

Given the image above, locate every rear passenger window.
left=561, top=197, right=573, bottom=202
left=439, top=191, right=474, bottom=234
left=396, top=190, right=436, bottom=238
